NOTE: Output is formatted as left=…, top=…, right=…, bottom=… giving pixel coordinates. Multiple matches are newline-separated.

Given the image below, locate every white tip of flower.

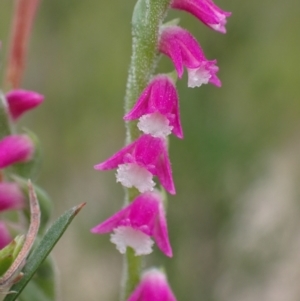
left=187, top=67, right=211, bottom=88
left=116, top=163, right=155, bottom=193
left=110, top=226, right=154, bottom=255
left=137, top=112, right=173, bottom=138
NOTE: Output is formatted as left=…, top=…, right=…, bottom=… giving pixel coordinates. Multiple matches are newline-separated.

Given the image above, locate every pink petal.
left=91, top=192, right=173, bottom=257
left=94, top=135, right=176, bottom=195
left=0, top=135, right=34, bottom=169
left=159, top=26, right=221, bottom=88
left=153, top=202, right=173, bottom=257
left=127, top=269, right=177, bottom=301
left=6, top=89, right=44, bottom=120
left=171, top=0, right=231, bottom=33
left=124, top=75, right=183, bottom=139
left=0, top=182, right=25, bottom=212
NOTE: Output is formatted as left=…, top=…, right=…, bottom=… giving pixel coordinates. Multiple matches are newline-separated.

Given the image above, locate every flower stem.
left=122, top=0, right=171, bottom=299
left=3, top=0, right=40, bottom=90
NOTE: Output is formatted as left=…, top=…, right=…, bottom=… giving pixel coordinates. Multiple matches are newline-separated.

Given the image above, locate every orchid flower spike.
left=124, top=75, right=183, bottom=139
left=0, top=182, right=25, bottom=212
left=91, top=191, right=172, bottom=257
left=0, top=134, right=34, bottom=169
left=127, top=268, right=177, bottom=301
left=94, top=134, right=175, bottom=195
left=170, top=0, right=231, bottom=33
left=5, top=89, right=44, bottom=121
left=0, top=222, right=12, bottom=250
left=159, top=25, right=221, bottom=88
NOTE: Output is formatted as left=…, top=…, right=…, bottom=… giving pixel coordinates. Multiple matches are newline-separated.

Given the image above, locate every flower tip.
left=90, top=226, right=100, bottom=234
left=94, top=163, right=104, bottom=170
left=6, top=89, right=44, bottom=120
left=165, top=248, right=173, bottom=258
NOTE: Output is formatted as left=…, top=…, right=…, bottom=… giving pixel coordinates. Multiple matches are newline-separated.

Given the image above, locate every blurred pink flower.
left=0, top=134, right=34, bottom=169
left=124, top=75, right=183, bottom=139
left=0, top=182, right=25, bottom=212
left=170, top=0, right=231, bottom=33
left=94, top=134, right=175, bottom=195
left=127, top=268, right=177, bottom=301
left=91, top=191, right=172, bottom=257
left=159, top=25, right=221, bottom=88
left=6, top=89, right=44, bottom=120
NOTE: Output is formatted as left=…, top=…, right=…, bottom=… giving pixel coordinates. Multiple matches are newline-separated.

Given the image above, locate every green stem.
left=122, top=0, right=171, bottom=300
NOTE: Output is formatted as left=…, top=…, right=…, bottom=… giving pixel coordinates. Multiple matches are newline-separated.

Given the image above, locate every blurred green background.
left=1, top=0, right=300, bottom=300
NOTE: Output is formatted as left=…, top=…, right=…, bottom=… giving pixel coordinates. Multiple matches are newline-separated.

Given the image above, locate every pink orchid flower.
left=127, top=268, right=177, bottom=301
left=5, top=89, right=44, bottom=121
left=124, top=75, right=183, bottom=139
left=94, top=134, right=175, bottom=195
left=159, top=25, right=221, bottom=88
left=0, top=135, right=34, bottom=169
left=171, top=0, right=231, bottom=33
left=91, top=191, right=172, bottom=257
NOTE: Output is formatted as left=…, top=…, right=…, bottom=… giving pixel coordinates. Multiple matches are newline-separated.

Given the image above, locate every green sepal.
left=3, top=202, right=85, bottom=301
left=162, top=18, right=180, bottom=27
left=0, top=236, right=25, bottom=277
left=166, top=70, right=178, bottom=84
left=9, top=129, right=42, bottom=181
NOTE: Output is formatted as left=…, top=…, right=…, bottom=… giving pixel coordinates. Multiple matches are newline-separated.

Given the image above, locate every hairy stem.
left=122, top=0, right=171, bottom=299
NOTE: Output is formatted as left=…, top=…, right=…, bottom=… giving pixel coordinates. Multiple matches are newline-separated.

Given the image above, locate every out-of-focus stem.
left=4, top=0, right=40, bottom=90
left=122, top=0, right=171, bottom=300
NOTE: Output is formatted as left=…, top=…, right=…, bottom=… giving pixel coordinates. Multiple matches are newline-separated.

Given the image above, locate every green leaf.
left=27, top=256, right=56, bottom=300
left=3, top=202, right=85, bottom=301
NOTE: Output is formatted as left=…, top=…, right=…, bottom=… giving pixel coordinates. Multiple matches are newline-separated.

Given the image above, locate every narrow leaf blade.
left=3, top=203, right=85, bottom=301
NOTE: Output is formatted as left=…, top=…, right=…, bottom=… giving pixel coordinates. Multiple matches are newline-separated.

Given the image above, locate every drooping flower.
left=0, top=135, right=34, bottom=169
left=0, top=182, right=25, bottom=212
left=170, top=0, right=231, bottom=34
left=91, top=191, right=172, bottom=257
left=124, top=75, right=183, bottom=139
left=94, top=134, right=175, bottom=195
left=127, top=268, right=177, bottom=301
left=0, top=221, right=12, bottom=250
left=159, top=25, right=221, bottom=88
left=5, top=89, right=44, bottom=120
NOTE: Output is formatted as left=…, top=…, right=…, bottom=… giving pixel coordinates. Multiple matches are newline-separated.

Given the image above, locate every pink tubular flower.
left=94, top=134, right=175, bottom=195
left=0, top=182, right=25, bottom=212
left=127, top=268, right=177, bottom=301
left=91, top=191, right=172, bottom=257
left=124, top=75, right=183, bottom=139
left=159, top=25, right=221, bottom=88
left=5, top=89, right=44, bottom=120
left=170, top=0, right=231, bottom=34
left=0, top=221, right=12, bottom=250
left=0, top=135, right=34, bottom=169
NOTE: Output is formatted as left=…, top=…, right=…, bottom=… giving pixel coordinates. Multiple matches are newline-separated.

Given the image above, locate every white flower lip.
left=116, top=163, right=155, bottom=193
left=138, top=112, right=173, bottom=138
left=110, top=226, right=154, bottom=256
